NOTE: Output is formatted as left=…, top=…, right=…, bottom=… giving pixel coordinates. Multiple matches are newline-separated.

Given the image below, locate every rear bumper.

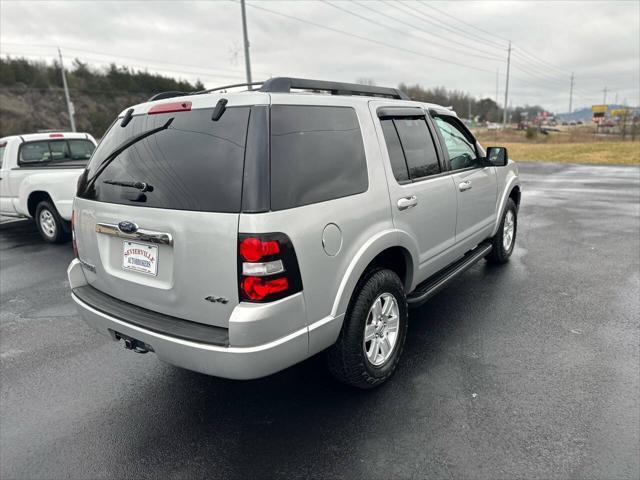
left=71, top=292, right=309, bottom=379
left=67, top=259, right=313, bottom=380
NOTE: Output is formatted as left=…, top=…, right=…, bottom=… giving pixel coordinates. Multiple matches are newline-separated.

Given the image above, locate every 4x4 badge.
left=205, top=296, right=228, bottom=304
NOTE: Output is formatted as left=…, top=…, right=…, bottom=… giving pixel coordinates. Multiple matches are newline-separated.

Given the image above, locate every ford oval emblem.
left=118, top=221, right=138, bottom=234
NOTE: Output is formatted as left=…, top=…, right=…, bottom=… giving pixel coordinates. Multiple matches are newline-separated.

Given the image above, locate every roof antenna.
left=211, top=99, right=228, bottom=121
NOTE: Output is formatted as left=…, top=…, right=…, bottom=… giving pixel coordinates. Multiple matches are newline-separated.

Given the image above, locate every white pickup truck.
left=0, top=132, right=97, bottom=242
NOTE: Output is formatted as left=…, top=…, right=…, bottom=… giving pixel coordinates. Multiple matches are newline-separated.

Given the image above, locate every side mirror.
left=485, top=146, right=509, bottom=167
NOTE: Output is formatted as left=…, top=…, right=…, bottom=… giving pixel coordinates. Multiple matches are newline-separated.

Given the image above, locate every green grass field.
left=500, top=142, right=640, bottom=165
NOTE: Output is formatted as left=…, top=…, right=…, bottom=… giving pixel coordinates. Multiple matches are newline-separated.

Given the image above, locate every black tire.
left=35, top=200, right=69, bottom=244
left=326, top=268, right=408, bottom=389
left=486, top=198, right=517, bottom=264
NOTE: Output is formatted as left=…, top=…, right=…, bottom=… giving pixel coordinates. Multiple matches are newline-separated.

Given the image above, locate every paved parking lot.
left=1, top=162, right=638, bottom=479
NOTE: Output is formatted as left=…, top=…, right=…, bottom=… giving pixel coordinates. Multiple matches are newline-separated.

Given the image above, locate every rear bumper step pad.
left=72, top=284, right=229, bottom=346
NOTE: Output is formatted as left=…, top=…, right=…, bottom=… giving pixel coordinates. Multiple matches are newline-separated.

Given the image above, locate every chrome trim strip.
left=95, top=222, right=173, bottom=246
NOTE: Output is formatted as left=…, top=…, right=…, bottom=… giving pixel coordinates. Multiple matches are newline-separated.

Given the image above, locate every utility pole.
left=240, top=0, right=253, bottom=86
left=495, top=68, right=499, bottom=122
left=569, top=72, right=574, bottom=114
left=468, top=95, right=472, bottom=121
left=603, top=86, right=608, bottom=105
left=58, top=48, right=76, bottom=132
left=502, top=41, right=511, bottom=128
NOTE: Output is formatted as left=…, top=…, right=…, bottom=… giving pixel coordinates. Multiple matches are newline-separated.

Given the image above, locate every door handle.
left=458, top=180, right=473, bottom=192
left=397, top=196, right=418, bottom=211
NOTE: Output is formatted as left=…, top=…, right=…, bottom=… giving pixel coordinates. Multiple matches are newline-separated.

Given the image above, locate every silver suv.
left=68, top=78, right=520, bottom=388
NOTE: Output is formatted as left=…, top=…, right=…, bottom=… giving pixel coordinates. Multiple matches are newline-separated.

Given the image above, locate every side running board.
left=407, top=242, right=492, bottom=308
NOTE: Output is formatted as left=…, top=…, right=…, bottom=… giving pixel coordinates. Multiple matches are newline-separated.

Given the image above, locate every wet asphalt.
left=1, top=162, right=639, bottom=480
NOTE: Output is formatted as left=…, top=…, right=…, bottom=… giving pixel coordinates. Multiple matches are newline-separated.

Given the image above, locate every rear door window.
left=394, top=118, right=441, bottom=179
left=270, top=105, right=368, bottom=210
left=380, top=120, right=410, bottom=183
left=78, top=107, right=250, bottom=213
left=380, top=116, right=441, bottom=182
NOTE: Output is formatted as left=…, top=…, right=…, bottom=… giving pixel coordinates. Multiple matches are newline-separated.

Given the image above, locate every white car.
left=0, top=132, right=97, bottom=242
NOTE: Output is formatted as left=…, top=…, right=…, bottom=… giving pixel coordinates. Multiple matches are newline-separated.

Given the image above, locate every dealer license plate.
left=122, top=241, right=158, bottom=276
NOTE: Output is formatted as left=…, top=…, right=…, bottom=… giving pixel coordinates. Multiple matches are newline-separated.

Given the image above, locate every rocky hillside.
left=0, top=57, right=202, bottom=138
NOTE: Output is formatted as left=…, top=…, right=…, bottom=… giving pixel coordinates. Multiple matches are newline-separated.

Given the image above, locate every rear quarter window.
left=270, top=105, right=368, bottom=210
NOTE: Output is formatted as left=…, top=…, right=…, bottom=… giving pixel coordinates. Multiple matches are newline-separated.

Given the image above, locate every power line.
left=323, top=0, right=503, bottom=62
left=414, top=1, right=582, bottom=80
left=2, top=49, right=247, bottom=82
left=242, top=1, right=498, bottom=75
left=1, top=42, right=264, bottom=78
left=384, top=0, right=506, bottom=57
left=417, top=1, right=509, bottom=48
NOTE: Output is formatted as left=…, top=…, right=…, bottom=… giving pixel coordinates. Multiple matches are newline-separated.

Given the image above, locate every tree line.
left=0, top=57, right=546, bottom=137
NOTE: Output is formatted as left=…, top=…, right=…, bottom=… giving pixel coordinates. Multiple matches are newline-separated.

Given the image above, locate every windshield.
left=78, top=107, right=250, bottom=213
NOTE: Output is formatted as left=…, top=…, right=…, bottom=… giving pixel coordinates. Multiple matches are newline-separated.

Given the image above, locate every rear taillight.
left=71, top=209, right=78, bottom=258
left=238, top=233, right=302, bottom=302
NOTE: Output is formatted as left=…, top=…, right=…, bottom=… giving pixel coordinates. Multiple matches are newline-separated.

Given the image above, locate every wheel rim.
left=363, top=293, right=400, bottom=366
left=39, top=209, right=56, bottom=238
left=503, top=210, right=515, bottom=251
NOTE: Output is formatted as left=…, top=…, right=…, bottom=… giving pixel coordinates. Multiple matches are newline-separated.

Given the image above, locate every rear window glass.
left=270, top=105, right=368, bottom=210
left=19, top=139, right=95, bottom=165
left=78, top=107, right=250, bottom=213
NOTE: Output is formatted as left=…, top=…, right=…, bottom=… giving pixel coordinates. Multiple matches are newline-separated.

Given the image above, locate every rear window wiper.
left=82, top=117, right=174, bottom=194
left=103, top=180, right=154, bottom=192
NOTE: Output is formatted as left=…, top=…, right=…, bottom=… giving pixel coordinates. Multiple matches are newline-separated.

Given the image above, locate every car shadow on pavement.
left=92, top=261, right=514, bottom=478
left=0, top=218, right=43, bottom=250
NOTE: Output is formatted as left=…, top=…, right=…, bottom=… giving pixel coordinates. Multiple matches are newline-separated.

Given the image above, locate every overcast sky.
left=1, top=0, right=638, bottom=112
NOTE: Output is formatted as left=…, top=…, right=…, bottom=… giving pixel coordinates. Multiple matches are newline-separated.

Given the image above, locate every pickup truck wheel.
left=326, top=268, right=408, bottom=389
left=486, top=198, right=517, bottom=264
left=35, top=201, right=68, bottom=244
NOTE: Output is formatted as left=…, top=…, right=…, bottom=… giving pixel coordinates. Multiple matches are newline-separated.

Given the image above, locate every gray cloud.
left=1, top=0, right=638, bottom=112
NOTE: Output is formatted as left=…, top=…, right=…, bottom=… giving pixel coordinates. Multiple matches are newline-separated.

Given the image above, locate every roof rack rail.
left=147, top=91, right=189, bottom=102
left=259, top=77, right=410, bottom=100
left=148, top=82, right=263, bottom=102
left=195, top=81, right=264, bottom=95
left=147, top=77, right=411, bottom=102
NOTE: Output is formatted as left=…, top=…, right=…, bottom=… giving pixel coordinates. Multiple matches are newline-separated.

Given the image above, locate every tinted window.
left=69, top=140, right=95, bottom=160
left=0, top=142, right=5, bottom=168
left=433, top=116, right=479, bottom=170
left=270, top=105, right=367, bottom=210
left=393, top=118, right=440, bottom=179
left=78, top=107, right=250, bottom=212
left=380, top=119, right=410, bottom=183
left=49, top=140, right=70, bottom=161
left=19, top=141, right=51, bottom=164
left=19, top=139, right=95, bottom=166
